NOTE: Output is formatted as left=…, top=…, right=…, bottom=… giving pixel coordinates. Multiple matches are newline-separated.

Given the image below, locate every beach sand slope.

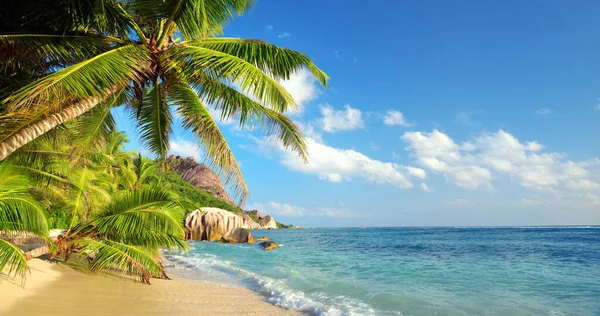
left=0, top=259, right=300, bottom=316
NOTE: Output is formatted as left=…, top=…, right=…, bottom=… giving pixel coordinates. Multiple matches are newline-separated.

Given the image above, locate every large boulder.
left=241, top=214, right=260, bottom=230
left=185, top=208, right=279, bottom=241
left=222, top=228, right=256, bottom=244
left=259, top=215, right=277, bottom=229
left=259, top=241, right=279, bottom=251
left=185, top=208, right=244, bottom=241
left=167, top=155, right=235, bottom=205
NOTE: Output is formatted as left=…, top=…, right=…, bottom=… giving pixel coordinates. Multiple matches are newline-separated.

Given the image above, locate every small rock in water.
left=259, top=241, right=278, bottom=251
left=221, top=228, right=256, bottom=244
left=257, top=236, right=270, bottom=241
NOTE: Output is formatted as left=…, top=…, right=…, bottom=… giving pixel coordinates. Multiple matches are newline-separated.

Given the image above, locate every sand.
left=0, top=259, right=301, bottom=316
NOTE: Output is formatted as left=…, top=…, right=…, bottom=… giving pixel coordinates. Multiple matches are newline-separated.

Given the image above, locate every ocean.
left=165, top=227, right=600, bottom=316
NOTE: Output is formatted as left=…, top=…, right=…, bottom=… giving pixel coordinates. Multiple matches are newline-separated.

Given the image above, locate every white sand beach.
left=0, top=259, right=300, bottom=316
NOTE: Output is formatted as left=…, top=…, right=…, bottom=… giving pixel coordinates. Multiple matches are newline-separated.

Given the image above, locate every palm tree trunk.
left=0, top=88, right=119, bottom=161
left=23, top=244, right=50, bottom=260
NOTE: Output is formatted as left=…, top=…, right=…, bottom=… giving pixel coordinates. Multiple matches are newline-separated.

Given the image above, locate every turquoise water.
left=165, top=227, right=600, bottom=316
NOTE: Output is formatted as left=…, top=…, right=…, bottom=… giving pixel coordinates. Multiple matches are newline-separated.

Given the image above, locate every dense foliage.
left=157, top=170, right=243, bottom=215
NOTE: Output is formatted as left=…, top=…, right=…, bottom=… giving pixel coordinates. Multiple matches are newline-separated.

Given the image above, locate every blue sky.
left=116, top=0, right=600, bottom=227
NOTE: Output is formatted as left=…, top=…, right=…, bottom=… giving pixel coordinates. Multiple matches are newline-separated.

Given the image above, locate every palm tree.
left=0, top=0, right=328, bottom=205
left=0, top=164, right=49, bottom=284
left=1, top=128, right=188, bottom=284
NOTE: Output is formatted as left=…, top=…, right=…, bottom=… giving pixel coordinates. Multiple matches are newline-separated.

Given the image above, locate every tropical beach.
left=1, top=259, right=299, bottom=316
left=2, top=0, right=600, bottom=315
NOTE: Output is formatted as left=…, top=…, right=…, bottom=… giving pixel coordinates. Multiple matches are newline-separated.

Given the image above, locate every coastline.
left=0, top=259, right=301, bottom=316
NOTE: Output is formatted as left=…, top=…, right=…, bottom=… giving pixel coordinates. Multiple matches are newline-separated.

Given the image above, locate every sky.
left=115, top=0, right=600, bottom=227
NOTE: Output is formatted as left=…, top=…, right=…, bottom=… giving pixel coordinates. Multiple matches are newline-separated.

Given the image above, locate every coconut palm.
left=0, top=164, right=49, bottom=284
left=1, top=128, right=188, bottom=284
left=54, top=186, right=188, bottom=284
left=0, top=0, right=328, bottom=205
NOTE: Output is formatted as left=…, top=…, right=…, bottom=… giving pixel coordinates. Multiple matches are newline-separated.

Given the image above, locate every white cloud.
left=565, top=179, right=600, bottom=191
left=312, top=207, right=367, bottom=218
left=278, top=32, right=290, bottom=38
left=535, top=108, right=552, bottom=115
left=282, top=138, right=418, bottom=188
left=248, top=201, right=365, bottom=218
left=516, top=198, right=546, bottom=206
left=383, top=110, right=413, bottom=127
left=246, top=136, right=425, bottom=189
left=595, top=103, right=600, bottom=111
left=420, top=183, right=434, bottom=192
left=402, top=129, right=598, bottom=192
left=444, top=198, right=475, bottom=206
left=247, top=201, right=305, bottom=216
left=266, top=25, right=273, bottom=31
left=279, top=68, right=321, bottom=113
left=319, top=104, right=364, bottom=133
left=169, top=138, right=202, bottom=161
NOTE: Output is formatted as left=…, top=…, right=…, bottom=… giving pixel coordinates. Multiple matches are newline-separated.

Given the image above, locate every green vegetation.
left=0, top=127, right=188, bottom=284
left=277, top=221, right=294, bottom=229
left=0, top=0, right=325, bottom=285
left=158, top=170, right=243, bottom=215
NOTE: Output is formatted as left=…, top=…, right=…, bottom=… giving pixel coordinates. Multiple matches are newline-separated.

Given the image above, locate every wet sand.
left=0, top=259, right=300, bottom=316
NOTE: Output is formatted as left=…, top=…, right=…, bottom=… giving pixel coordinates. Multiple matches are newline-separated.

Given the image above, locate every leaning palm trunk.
left=23, top=244, right=51, bottom=260
left=0, top=88, right=118, bottom=160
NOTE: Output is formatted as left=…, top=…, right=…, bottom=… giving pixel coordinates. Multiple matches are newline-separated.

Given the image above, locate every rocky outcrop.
left=185, top=208, right=244, bottom=241
left=245, top=210, right=261, bottom=219
left=167, top=155, right=235, bottom=205
left=241, top=214, right=260, bottom=230
left=259, top=241, right=278, bottom=251
left=259, top=215, right=277, bottom=229
left=222, top=228, right=256, bottom=244
left=184, top=208, right=277, bottom=241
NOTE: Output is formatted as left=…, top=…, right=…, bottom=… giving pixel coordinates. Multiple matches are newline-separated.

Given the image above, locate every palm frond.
left=166, top=44, right=295, bottom=112
left=133, top=153, right=159, bottom=187
left=169, top=80, right=249, bottom=205
left=137, top=81, right=172, bottom=168
left=88, top=0, right=138, bottom=39
left=187, top=37, right=329, bottom=87
left=0, top=34, right=110, bottom=74
left=66, top=167, right=92, bottom=231
left=73, top=90, right=125, bottom=153
left=133, top=0, right=254, bottom=42
left=0, top=164, right=49, bottom=236
left=3, top=44, right=149, bottom=112
left=80, top=238, right=163, bottom=284
left=0, top=239, right=28, bottom=285
left=194, top=76, right=308, bottom=162
left=91, top=187, right=187, bottom=250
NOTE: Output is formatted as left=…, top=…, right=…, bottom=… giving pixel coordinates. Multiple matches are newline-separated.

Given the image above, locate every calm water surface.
left=166, top=227, right=600, bottom=316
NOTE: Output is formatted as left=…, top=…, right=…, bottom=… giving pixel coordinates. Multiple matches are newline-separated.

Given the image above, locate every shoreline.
left=0, top=259, right=301, bottom=316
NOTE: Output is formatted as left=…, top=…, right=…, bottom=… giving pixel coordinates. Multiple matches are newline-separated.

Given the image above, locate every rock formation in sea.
left=184, top=208, right=278, bottom=242
left=259, top=241, right=279, bottom=251
left=222, top=228, right=256, bottom=244
left=167, top=155, right=235, bottom=205
left=259, top=215, right=277, bottom=229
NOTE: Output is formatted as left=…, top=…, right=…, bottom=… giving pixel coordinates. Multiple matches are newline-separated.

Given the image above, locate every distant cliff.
left=166, top=155, right=235, bottom=205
